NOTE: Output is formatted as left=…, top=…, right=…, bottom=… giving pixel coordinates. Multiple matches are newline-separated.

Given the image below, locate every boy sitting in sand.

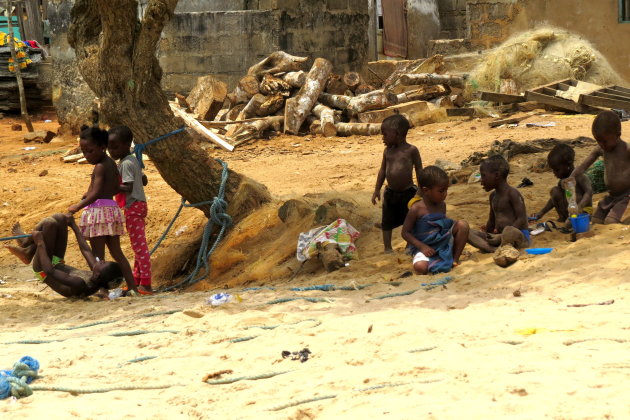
left=531, top=144, right=593, bottom=222
left=5, top=214, right=125, bottom=299
left=571, top=110, right=630, bottom=224
left=468, top=155, right=530, bottom=253
left=372, top=114, right=423, bottom=253
left=402, top=166, right=469, bottom=274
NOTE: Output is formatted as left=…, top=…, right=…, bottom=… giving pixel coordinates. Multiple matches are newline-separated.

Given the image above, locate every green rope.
left=244, top=319, right=321, bottom=330
left=408, top=346, right=437, bottom=353
left=229, top=336, right=258, bottom=343
left=205, top=370, right=290, bottom=385
left=370, top=289, right=419, bottom=301
left=268, top=394, right=337, bottom=411
left=586, top=159, right=607, bottom=194
left=126, top=356, right=158, bottom=364
left=57, top=320, right=117, bottom=330
left=4, top=339, right=60, bottom=345
left=108, top=329, right=179, bottom=337
left=265, top=297, right=331, bottom=305
left=30, top=384, right=180, bottom=394
left=140, top=309, right=182, bottom=317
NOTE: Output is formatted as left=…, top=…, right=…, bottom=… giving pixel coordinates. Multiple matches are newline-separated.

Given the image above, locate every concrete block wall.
left=437, top=0, right=469, bottom=39
left=159, top=10, right=281, bottom=92
left=466, top=0, right=521, bottom=49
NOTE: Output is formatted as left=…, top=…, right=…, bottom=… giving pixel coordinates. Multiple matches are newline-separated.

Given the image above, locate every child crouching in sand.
left=531, top=144, right=593, bottom=222
left=468, top=155, right=530, bottom=253
left=402, top=166, right=469, bottom=274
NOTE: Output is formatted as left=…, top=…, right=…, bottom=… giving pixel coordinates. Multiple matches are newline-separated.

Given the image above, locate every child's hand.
left=371, top=190, right=381, bottom=205
left=31, top=230, right=44, bottom=245
left=419, top=244, right=436, bottom=257
left=68, top=204, right=81, bottom=214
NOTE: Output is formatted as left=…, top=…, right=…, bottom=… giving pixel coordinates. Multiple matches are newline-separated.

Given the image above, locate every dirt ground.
left=1, top=112, right=629, bottom=419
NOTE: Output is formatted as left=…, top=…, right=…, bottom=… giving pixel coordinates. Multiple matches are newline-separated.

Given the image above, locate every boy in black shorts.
left=372, top=115, right=423, bottom=253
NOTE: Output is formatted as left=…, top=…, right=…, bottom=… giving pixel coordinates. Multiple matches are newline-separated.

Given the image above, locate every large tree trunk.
left=68, top=0, right=269, bottom=219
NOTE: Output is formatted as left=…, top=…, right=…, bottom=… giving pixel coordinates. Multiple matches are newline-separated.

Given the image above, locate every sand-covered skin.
left=1, top=114, right=629, bottom=418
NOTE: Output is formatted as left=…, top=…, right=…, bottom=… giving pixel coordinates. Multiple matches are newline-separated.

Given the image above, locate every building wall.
left=467, top=0, right=630, bottom=83
left=437, top=0, right=468, bottom=39
left=406, top=0, right=441, bottom=58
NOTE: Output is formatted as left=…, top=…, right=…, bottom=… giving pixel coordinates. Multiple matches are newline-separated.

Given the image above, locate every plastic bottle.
left=207, top=293, right=233, bottom=306
left=562, top=178, right=579, bottom=216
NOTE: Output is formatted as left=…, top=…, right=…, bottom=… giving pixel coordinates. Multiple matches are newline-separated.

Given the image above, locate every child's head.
left=107, top=126, right=133, bottom=160
left=92, top=261, right=124, bottom=290
left=381, top=114, right=410, bottom=147
left=480, top=155, right=509, bottom=191
left=419, top=166, right=450, bottom=203
left=592, top=110, right=621, bottom=152
left=79, top=126, right=109, bottom=164
left=547, top=144, right=575, bottom=179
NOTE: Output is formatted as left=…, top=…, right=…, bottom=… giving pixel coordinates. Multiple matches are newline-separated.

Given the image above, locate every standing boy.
left=468, top=155, right=529, bottom=253
left=372, top=114, right=423, bottom=253
left=531, top=144, right=593, bottom=222
left=107, top=126, right=153, bottom=294
left=402, top=166, right=469, bottom=275
left=571, top=110, right=630, bottom=224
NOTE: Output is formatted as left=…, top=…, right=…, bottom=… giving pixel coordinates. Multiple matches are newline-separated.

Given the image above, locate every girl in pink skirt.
left=68, top=126, right=139, bottom=295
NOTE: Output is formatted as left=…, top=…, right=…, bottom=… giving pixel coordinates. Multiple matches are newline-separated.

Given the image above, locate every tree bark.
left=325, top=74, right=349, bottom=95
left=247, top=51, right=308, bottom=79
left=281, top=71, right=306, bottom=88
left=226, top=93, right=265, bottom=138
left=400, top=73, right=465, bottom=88
left=335, top=122, right=382, bottom=136
left=227, top=75, right=259, bottom=105
left=396, top=85, right=449, bottom=103
left=318, top=92, right=351, bottom=110
left=68, top=0, right=270, bottom=219
left=233, top=116, right=284, bottom=145
left=284, top=57, right=333, bottom=134
left=259, top=73, right=291, bottom=96
left=346, top=89, right=398, bottom=116
left=343, top=71, right=362, bottom=92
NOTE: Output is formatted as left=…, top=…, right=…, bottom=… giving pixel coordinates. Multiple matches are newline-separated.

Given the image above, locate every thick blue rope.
left=160, top=159, right=232, bottom=291
left=134, top=127, right=186, bottom=168
left=0, top=356, right=40, bottom=399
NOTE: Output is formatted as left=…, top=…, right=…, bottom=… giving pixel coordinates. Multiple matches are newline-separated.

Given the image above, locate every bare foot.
left=11, top=222, right=29, bottom=247
left=384, top=248, right=395, bottom=254
left=5, top=244, right=33, bottom=264
left=374, top=222, right=383, bottom=229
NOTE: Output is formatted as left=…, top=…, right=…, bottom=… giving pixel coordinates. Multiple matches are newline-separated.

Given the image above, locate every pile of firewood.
left=174, top=51, right=466, bottom=150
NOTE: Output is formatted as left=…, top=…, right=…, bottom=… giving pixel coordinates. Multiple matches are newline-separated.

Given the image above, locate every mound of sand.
left=469, top=27, right=623, bottom=95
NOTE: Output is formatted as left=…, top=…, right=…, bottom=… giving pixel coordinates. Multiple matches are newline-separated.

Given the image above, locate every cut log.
left=247, top=51, right=308, bottom=79
left=282, top=71, right=307, bottom=88
left=225, top=104, right=245, bottom=121
left=175, top=92, right=190, bottom=111
left=311, top=104, right=337, bottom=137
left=355, top=83, right=375, bottom=95
left=325, top=74, right=349, bottom=95
left=346, top=90, right=398, bottom=116
left=451, top=94, right=466, bottom=108
left=400, top=73, right=466, bottom=88
left=335, top=122, right=382, bottom=137
left=233, top=116, right=285, bottom=146
left=383, top=55, right=445, bottom=89
left=284, top=58, right=333, bottom=134
left=358, top=100, right=430, bottom=124
left=319, top=92, right=352, bottom=110
left=186, top=76, right=228, bottom=121
left=259, top=74, right=292, bottom=96
left=258, top=94, right=285, bottom=117
left=227, top=75, right=259, bottom=105
left=63, top=153, right=84, bottom=163
left=343, top=71, right=362, bottom=91
left=396, top=85, right=449, bottom=103
left=170, top=103, right=234, bottom=151
left=431, top=95, right=453, bottom=108
left=226, top=94, right=266, bottom=137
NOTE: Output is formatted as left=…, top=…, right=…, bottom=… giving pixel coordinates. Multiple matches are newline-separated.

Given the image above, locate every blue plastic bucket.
left=570, top=213, right=590, bottom=233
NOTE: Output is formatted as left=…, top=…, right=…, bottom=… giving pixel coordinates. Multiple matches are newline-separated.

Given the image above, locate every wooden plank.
left=591, top=91, right=630, bottom=102
left=599, top=88, right=630, bottom=100
left=488, top=114, right=531, bottom=128
left=524, top=90, right=584, bottom=112
left=480, top=91, right=525, bottom=104
left=580, top=95, right=630, bottom=111
left=170, top=103, right=235, bottom=152
left=609, top=85, right=630, bottom=95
